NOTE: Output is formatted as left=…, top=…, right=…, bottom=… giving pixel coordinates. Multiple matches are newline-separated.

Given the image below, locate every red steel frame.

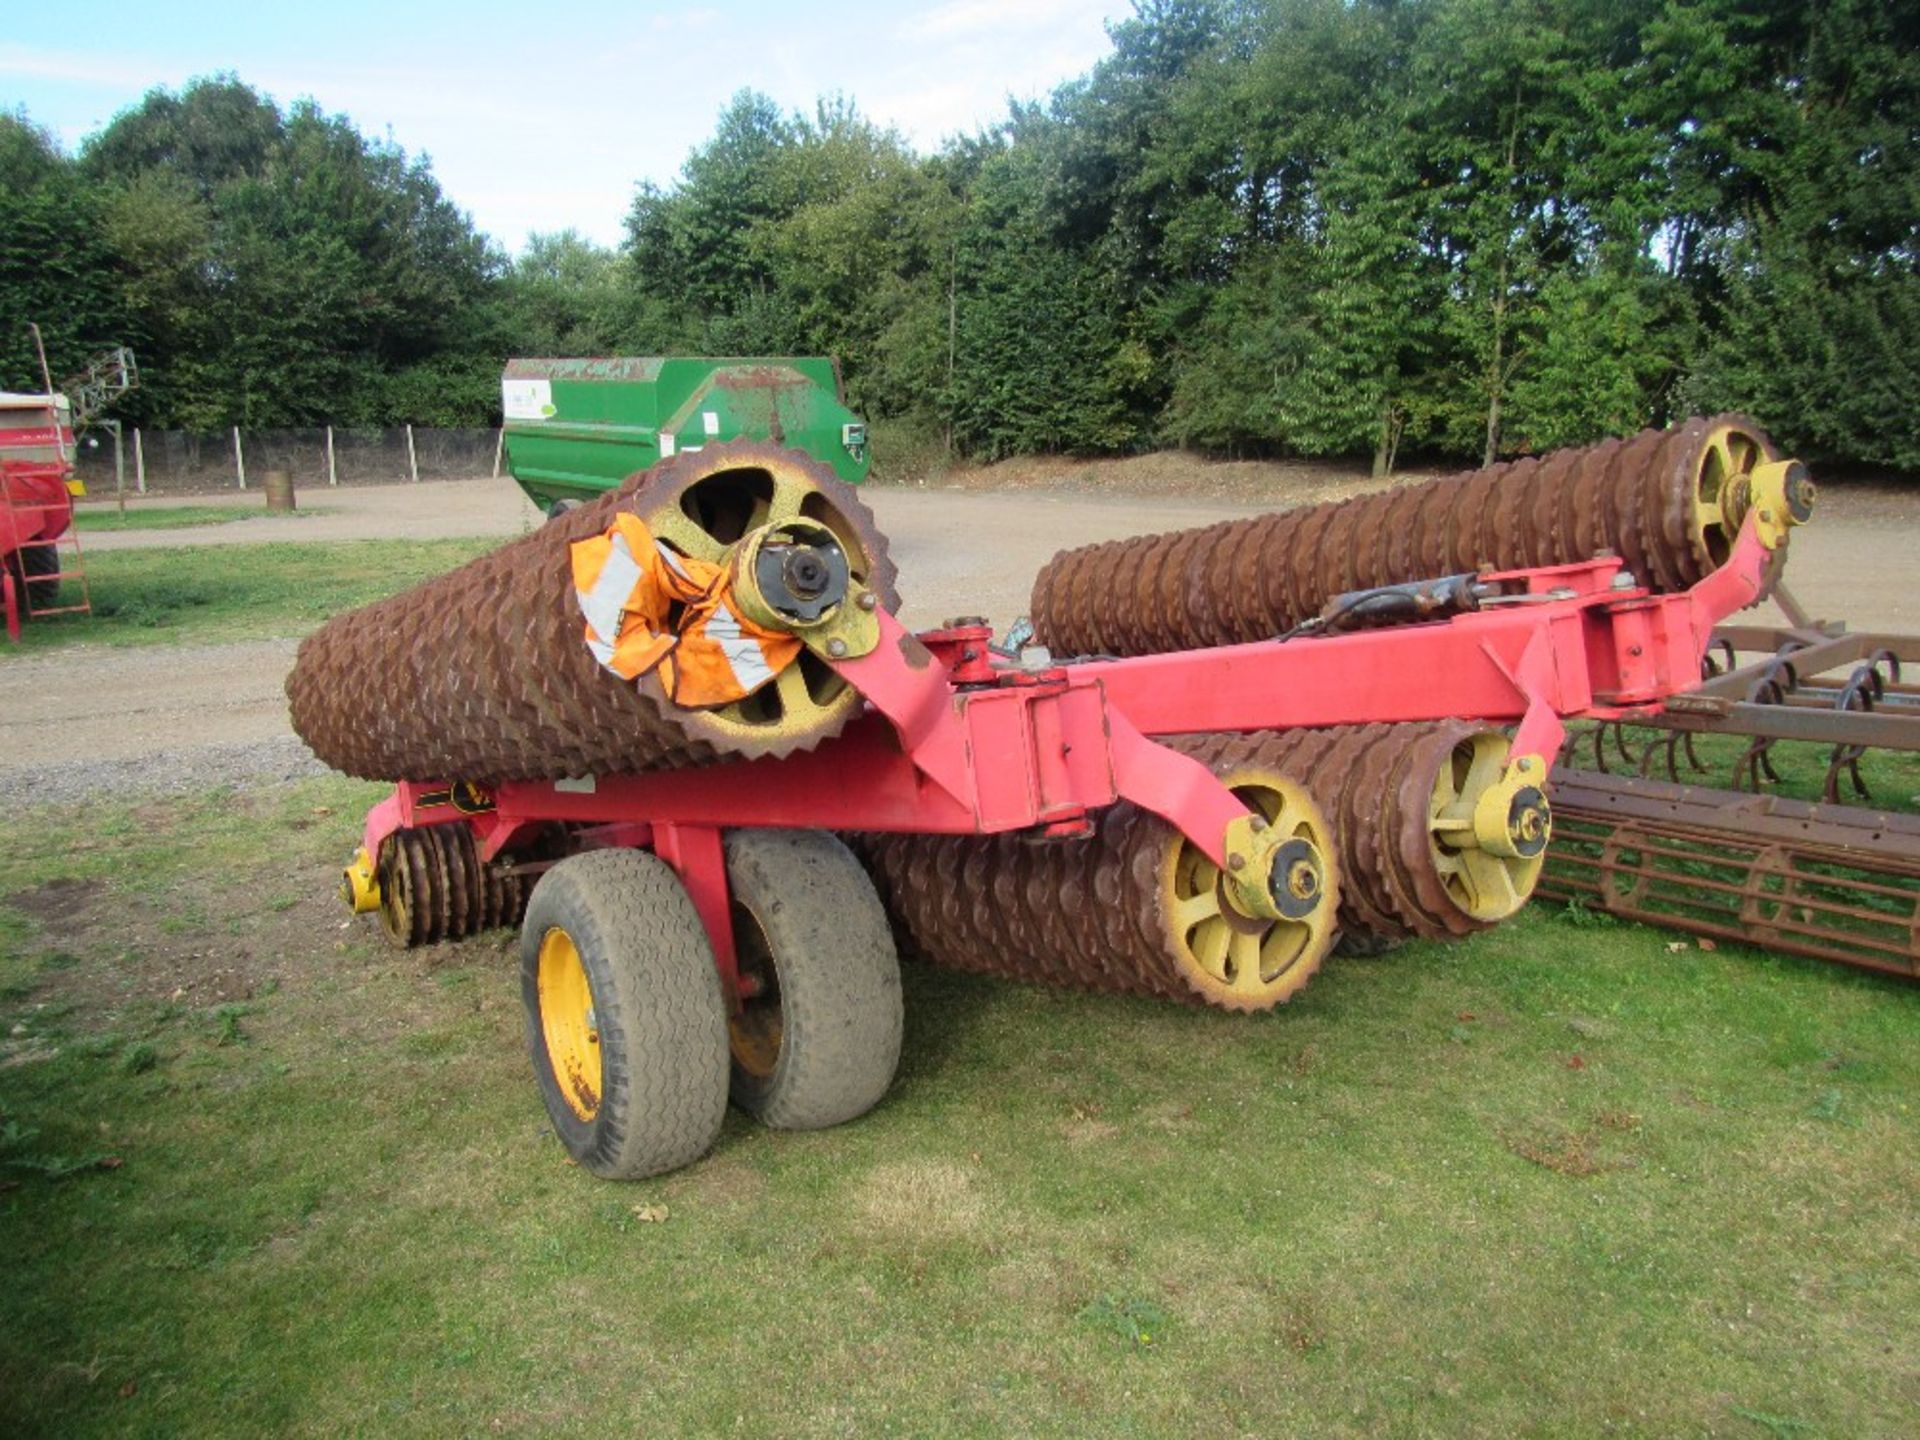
left=358, top=514, right=1785, bottom=997
left=1, top=404, right=82, bottom=643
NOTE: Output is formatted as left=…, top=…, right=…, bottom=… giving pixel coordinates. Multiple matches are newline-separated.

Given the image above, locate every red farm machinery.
left=289, top=414, right=1840, bottom=1182
left=1, top=387, right=89, bottom=641
left=2, top=336, right=137, bottom=641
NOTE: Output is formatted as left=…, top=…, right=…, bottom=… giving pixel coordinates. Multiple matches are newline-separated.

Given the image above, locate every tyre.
left=725, top=829, right=904, bottom=1130
left=545, top=498, right=582, bottom=522
left=21, top=543, right=59, bottom=610
left=520, top=848, right=729, bottom=1179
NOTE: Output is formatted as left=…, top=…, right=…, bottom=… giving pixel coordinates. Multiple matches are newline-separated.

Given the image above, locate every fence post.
left=491, top=427, right=504, bottom=480
left=326, top=425, right=338, bottom=486
left=133, top=427, right=147, bottom=494
left=405, top=423, right=419, bottom=483
left=233, top=426, right=247, bottom=490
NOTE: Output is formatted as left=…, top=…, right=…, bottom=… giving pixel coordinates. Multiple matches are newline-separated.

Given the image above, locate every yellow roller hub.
left=1160, top=775, right=1336, bottom=1010
left=340, top=845, right=380, bottom=914
left=536, top=928, right=603, bottom=1121
left=1688, top=421, right=1774, bottom=570
left=1427, top=735, right=1549, bottom=921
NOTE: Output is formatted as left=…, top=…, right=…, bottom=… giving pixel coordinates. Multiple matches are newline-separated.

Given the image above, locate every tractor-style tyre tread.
left=22, top=543, right=60, bottom=610
left=726, top=829, right=903, bottom=1131
left=520, top=849, right=729, bottom=1179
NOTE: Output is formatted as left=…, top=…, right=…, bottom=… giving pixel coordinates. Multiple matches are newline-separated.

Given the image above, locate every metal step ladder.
left=2, top=469, right=92, bottom=642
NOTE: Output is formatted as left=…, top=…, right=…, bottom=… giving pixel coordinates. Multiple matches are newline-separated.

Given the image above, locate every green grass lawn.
left=1, top=781, right=1913, bottom=1437
left=1, top=538, right=497, bottom=653
left=71, top=504, right=318, bottom=533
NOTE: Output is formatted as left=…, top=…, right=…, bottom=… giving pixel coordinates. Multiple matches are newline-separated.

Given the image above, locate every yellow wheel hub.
left=1427, top=736, right=1549, bottom=921
left=537, top=928, right=603, bottom=1121
left=1163, top=775, right=1335, bottom=1008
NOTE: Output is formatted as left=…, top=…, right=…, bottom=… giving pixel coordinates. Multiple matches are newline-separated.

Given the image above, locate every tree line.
left=2, top=0, right=1914, bottom=471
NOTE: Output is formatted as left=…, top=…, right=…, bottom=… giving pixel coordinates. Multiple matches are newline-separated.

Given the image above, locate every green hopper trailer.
left=501, top=357, right=870, bottom=514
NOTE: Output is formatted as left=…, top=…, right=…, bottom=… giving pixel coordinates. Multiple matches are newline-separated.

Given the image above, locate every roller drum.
left=856, top=723, right=1546, bottom=1011
left=859, top=734, right=1341, bottom=1013
left=1028, top=415, right=1781, bottom=658
left=287, top=441, right=898, bottom=783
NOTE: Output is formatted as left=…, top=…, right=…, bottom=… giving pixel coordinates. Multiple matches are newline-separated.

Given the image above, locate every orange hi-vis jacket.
left=570, top=513, right=802, bottom=708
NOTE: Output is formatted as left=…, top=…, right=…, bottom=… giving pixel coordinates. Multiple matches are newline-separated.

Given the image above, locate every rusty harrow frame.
left=1547, top=580, right=1920, bottom=976
left=1537, top=769, right=1920, bottom=980
left=1574, top=585, right=1919, bottom=801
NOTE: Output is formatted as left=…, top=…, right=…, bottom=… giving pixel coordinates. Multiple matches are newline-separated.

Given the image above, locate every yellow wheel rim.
left=537, top=927, right=603, bottom=1121
left=1689, top=423, right=1771, bottom=570
left=727, top=903, right=784, bottom=1080
left=1427, top=733, right=1545, bottom=921
left=1163, top=775, right=1334, bottom=1008
left=644, top=454, right=871, bottom=743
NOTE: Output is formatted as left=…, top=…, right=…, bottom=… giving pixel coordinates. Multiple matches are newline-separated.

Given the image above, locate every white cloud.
left=0, top=42, right=157, bottom=89
left=903, top=0, right=1117, bottom=41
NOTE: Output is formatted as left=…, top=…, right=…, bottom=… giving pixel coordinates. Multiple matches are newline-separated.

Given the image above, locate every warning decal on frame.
left=502, top=378, right=556, bottom=420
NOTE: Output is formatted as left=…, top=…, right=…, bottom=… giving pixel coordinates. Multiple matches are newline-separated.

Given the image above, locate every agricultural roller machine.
left=294, top=420, right=1815, bottom=1180
left=2, top=336, right=136, bottom=641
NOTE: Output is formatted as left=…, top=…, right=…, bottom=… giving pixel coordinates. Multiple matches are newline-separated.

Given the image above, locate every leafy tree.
left=73, top=84, right=500, bottom=427
left=0, top=113, right=131, bottom=392
left=5, top=1, right=1917, bottom=471
left=1669, top=0, right=1920, bottom=466
left=80, top=75, right=282, bottom=197
left=500, top=230, right=627, bottom=356
left=946, top=128, right=1141, bottom=458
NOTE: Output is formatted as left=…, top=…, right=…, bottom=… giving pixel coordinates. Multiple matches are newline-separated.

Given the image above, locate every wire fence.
left=72, top=427, right=504, bottom=496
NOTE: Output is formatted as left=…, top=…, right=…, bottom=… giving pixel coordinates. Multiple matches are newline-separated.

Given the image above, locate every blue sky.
left=1, top=1, right=1134, bottom=254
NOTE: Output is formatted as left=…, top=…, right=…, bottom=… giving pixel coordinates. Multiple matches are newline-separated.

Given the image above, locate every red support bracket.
left=650, top=823, right=738, bottom=1001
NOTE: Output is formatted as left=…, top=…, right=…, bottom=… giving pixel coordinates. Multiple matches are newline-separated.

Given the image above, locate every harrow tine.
left=1822, top=666, right=1882, bottom=804
left=1609, top=722, right=1637, bottom=769
left=1678, top=730, right=1709, bottom=778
